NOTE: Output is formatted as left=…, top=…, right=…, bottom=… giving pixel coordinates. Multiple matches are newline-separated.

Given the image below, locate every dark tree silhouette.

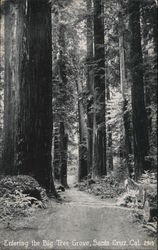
left=128, top=0, right=149, bottom=179
left=3, top=0, right=57, bottom=195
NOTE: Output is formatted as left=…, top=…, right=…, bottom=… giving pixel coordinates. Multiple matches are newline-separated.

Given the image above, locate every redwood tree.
left=3, top=0, right=57, bottom=195
left=118, top=8, right=132, bottom=177
left=128, top=0, right=149, bottom=179
left=76, top=77, right=88, bottom=181
left=3, top=0, right=23, bottom=175
left=93, top=0, right=106, bottom=176
left=86, top=0, right=94, bottom=175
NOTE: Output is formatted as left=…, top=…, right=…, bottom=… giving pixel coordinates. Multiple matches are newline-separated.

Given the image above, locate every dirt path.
left=0, top=187, right=156, bottom=250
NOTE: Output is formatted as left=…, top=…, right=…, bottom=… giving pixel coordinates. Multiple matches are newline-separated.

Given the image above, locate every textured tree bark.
left=53, top=124, right=60, bottom=180
left=93, top=0, right=106, bottom=176
left=86, top=0, right=94, bottom=176
left=106, top=82, right=113, bottom=172
left=128, top=0, right=149, bottom=179
left=123, top=99, right=133, bottom=176
left=57, top=24, right=69, bottom=186
left=119, top=11, right=132, bottom=177
left=152, top=1, right=158, bottom=55
left=3, top=0, right=57, bottom=195
left=76, top=79, right=88, bottom=181
left=2, top=1, right=23, bottom=174
left=0, top=14, right=4, bottom=168
left=141, top=0, right=157, bottom=134
left=60, top=122, right=68, bottom=187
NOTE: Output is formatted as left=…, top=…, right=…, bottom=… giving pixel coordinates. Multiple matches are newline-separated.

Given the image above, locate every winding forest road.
left=0, top=184, right=157, bottom=250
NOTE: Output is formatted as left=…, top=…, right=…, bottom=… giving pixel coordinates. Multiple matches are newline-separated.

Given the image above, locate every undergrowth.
left=78, top=174, right=125, bottom=199
left=0, top=175, right=48, bottom=223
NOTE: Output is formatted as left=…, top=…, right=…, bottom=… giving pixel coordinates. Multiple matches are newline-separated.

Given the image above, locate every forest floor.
left=0, top=175, right=157, bottom=250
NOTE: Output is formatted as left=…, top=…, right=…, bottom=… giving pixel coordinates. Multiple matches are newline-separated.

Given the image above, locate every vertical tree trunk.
left=60, top=122, right=68, bottom=187
left=141, top=0, right=157, bottom=134
left=86, top=0, right=94, bottom=176
left=119, top=10, right=133, bottom=177
left=106, top=81, right=113, bottom=172
left=52, top=11, right=61, bottom=182
left=0, top=14, right=4, bottom=168
left=58, top=24, right=69, bottom=186
left=141, top=0, right=157, bottom=139
left=152, top=1, right=158, bottom=55
left=3, top=1, right=22, bottom=174
left=3, top=0, right=57, bottom=195
left=76, top=79, right=88, bottom=181
left=128, top=0, right=149, bottom=179
left=93, top=0, right=106, bottom=176
left=53, top=124, right=60, bottom=180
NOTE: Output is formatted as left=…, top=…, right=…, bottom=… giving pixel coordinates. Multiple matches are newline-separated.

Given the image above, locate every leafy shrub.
left=0, top=175, right=48, bottom=222
left=78, top=175, right=125, bottom=199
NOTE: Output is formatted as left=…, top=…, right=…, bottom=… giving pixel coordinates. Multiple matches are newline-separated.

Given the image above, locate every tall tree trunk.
left=86, top=0, right=94, bottom=176
left=53, top=123, right=60, bottom=180
left=93, top=0, right=106, bottom=176
left=106, top=81, right=113, bottom=172
left=0, top=14, right=4, bottom=169
left=76, top=79, right=88, bottom=181
left=58, top=24, right=69, bottom=186
left=3, top=0, right=57, bottom=195
left=128, top=0, right=149, bottom=179
left=141, top=0, right=157, bottom=134
left=152, top=1, right=158, bottom=55
left=119, top=10, right=133, bottom=177
left=52, top=22, right=69, bottom=187
left=2, top=1, right=22, bottom=174
left=60, top=122, right=68, bottom=187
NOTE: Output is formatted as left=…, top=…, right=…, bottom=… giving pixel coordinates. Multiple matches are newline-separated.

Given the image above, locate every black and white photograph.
left=0, top=0, right=157, bottom=249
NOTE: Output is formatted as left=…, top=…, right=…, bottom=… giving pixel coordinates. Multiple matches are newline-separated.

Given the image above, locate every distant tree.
left=57, top=24, right=69, bottom=187
left=76, top=73, right=88, bottom=181
left=106, top=81, right=113, bottom=172
left=118, top=5, right=132, bottom=177
left=59, top=122, right=68, bottom=187
left=52, top=4, right=76, bottom=185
